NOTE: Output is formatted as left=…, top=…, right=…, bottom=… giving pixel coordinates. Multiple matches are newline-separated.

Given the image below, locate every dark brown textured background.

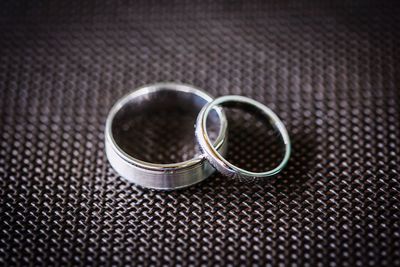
left=1, top=1, right=400, bottom=266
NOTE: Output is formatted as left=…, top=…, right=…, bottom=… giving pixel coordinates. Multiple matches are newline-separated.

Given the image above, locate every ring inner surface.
left=112, top=89, right=221, bottom=164
left=208, top=103, right=285, bottom=173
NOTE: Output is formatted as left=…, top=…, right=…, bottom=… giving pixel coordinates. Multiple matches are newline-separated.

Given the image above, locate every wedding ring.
left=195, top=95, right=291, bottom=180
left=105, top=83, right=228, bottom=190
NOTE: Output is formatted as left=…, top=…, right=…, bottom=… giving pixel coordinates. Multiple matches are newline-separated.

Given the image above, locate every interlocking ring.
left=195, top=95, right=291, bottom=180
left=105, top=83, right=228, bottom=190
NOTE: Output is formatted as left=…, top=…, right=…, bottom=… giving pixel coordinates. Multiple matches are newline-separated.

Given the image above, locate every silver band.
left=195, top=95, right=291, bottom=180
left=105, top=83, right=228, bottom=190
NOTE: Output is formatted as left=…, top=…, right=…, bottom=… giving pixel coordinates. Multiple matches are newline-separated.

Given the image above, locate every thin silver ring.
left=105, top=83, right=228, bottom=190
left=195, top=95, right=291, bottom=180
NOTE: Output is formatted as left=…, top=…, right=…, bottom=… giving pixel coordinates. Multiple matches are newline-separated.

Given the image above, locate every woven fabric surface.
left=1, top=1, right=400, bottom=266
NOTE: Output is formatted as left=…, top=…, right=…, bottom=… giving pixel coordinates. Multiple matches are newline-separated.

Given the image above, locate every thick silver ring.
left=195, top=95, right=291, bottom=180
left=105, top=83, right=228, bottom=190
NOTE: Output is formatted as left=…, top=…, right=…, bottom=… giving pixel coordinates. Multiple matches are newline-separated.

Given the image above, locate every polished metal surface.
left=105, top=83, right=228, bottom=190
left=195, top=95, right=291, bottom=181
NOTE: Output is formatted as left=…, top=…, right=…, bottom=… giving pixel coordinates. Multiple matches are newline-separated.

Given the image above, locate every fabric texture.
left=1, top=1, right=399, bottom=266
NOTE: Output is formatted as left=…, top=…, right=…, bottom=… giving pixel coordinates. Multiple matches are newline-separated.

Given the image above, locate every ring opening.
left=209, top=106, right=286, bottom=173
left=111, top=87, right=223, bottom=164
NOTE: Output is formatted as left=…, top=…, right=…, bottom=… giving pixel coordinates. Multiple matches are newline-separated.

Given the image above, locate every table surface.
left=1, top=1, right=399, bottom=266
